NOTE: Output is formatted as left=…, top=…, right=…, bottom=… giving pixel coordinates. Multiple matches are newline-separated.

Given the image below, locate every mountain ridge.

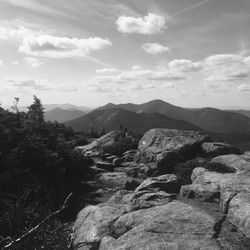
left=65, top=107, right=201, bottom=134
left=97, top=99, right=250, bottom=134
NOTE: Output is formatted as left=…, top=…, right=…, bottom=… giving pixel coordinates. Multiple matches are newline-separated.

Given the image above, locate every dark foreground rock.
left=96, top=161, right=114, bottom=171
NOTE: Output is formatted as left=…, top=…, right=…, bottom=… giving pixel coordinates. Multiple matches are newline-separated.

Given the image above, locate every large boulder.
left=73, top=192, right=220, bottom=250
left=76, top=131, right=138, bottom=156
left=101, top=202, right=219, bottom=250
left=211, top=154, right=250, bottom=173
left=181, top=153, right=250, bottom=238
left=228, top=193, right=250, bottom=238
left=73, top=204, right=131, bottom=249
left=202, top=142, right=241, bottom=158
left=135, top=129, right=210, bottom=174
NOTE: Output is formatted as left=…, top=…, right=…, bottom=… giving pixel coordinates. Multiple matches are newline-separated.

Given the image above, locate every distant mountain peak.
left=94, top=99, right=250, bottom=134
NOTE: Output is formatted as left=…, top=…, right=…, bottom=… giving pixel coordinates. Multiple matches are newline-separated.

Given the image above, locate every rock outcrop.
left=135, top=129, right=210, bottom=174
left=181, top=153, right=250, bottom=239
left=73, top=178, right=220, bottom=250
left=76, top=131, right=138, bottom=156
left=73, top=130, right=250, bottom=250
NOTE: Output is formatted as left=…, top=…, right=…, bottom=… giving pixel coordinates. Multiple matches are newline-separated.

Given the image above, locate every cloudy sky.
left=0, top=0, right=250, bottom=108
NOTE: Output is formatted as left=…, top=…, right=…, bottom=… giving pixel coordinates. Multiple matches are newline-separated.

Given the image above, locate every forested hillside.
left=0, top=96, right=91, bottom=249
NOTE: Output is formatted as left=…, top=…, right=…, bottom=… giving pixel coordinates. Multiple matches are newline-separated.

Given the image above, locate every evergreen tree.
left=27, top=95, right=44, bottom=126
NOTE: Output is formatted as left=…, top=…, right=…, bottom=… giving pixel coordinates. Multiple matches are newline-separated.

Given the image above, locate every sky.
left=0, top=0, right=250, bottom=109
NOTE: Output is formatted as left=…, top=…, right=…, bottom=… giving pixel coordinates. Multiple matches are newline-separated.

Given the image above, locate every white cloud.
left=13, top=61, right=19, bottom=65
left=0, top=25, right=34, bottom=40
left=203, top=54, right=249, bottom=82
left=116, top=13, right=167, bottom=34
left=167, top=54, right=250, bottom=83
left=3, top=77, right=51, bottom=91
left=238, top=84, right=250, bottom=92
left=142, top=43, right=169, bottom=55
left=95, top=68, right=120, bottom=74
left=19, top=35, right=112, bottom=58
left=204, top=69, right=249, bottom=82
left=204, top=54, right=243, bottom=65
left=0, top=59, right=3, bottom=67
left=168, top=59, right=202, bottom=72
left=2, top=77, right=83, bottom=93
left=88, top=67, right=184, bottom=94
left=244, top=56, right=250, bottom=66
left=25, top=57, right=43, bottom=68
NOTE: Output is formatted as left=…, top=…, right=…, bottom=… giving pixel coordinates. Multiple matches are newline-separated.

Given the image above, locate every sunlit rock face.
left=73, top=129, right=250, bottom=250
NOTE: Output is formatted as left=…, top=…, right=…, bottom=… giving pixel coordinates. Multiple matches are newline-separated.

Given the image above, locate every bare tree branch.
left=3, top=192, right=73, bottom=249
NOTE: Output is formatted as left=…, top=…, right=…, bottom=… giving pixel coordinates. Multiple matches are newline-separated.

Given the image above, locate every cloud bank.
left=3, top=77, right=51, bottom=91
left=19, top=35, right=112, bottom=58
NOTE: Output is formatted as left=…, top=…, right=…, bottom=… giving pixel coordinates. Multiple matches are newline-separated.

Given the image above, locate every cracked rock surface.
left=73, top=129, right=250, bottom=250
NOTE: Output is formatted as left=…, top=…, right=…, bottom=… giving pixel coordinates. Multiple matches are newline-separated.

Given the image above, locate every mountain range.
left=96, top=100, right=250, bottom=134
left=65, top=108, right=200, bottom=134
left=226, top=110, right=250, bottom=118
left=63, top=100, right=250, bottom=151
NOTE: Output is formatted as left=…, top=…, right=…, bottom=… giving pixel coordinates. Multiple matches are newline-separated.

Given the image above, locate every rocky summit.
left=72, top=129, right=250, bottom=250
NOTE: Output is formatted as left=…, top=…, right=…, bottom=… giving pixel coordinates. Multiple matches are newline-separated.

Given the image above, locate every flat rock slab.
left=100, top=201, right=220, bottom=250
left=73, top=189, right=221, bottom=250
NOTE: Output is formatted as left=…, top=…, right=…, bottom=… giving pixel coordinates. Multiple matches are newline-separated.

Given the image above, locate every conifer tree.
left=27, top=95, right=44, bottom=126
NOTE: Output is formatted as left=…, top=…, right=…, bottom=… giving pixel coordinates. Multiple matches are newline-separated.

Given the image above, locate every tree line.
left=0, top=96, right=92, bottom=249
